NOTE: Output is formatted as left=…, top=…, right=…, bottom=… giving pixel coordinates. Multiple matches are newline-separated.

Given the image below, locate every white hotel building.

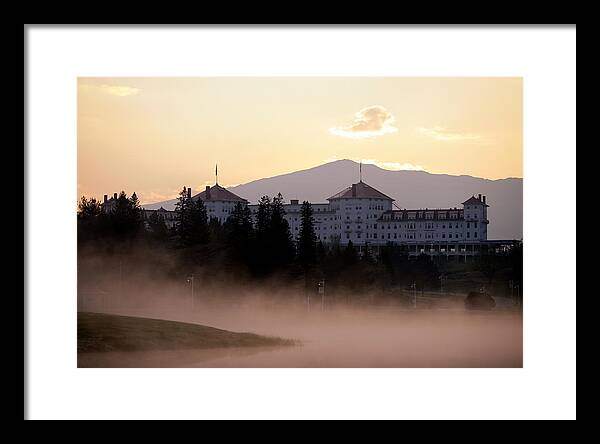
left=126, top=178, right=500, bottom=258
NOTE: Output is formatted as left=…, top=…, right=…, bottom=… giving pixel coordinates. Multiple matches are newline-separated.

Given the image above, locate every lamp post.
left=412, top=281, right=417, bottom=309
left=318, top=279, right=325, bottom=312
left=186, top=275, right=195, bottom=311
left=439, top=273, right=446, bottom=295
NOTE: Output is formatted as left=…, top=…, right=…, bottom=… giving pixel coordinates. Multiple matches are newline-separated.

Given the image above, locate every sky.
left=78, top=77, right=522, bottom=204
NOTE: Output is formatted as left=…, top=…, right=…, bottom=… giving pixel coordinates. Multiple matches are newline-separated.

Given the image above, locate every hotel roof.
left=193, top=184, right=247, bottom=203
left=462, top=195, right=489, bottom=207
left=327, top=181, right=394, bottom=201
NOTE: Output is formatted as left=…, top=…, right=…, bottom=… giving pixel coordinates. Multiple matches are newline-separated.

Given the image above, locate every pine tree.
left=254, top=196, right=272, bottom=274
left=224, top=202, right=255, bottom=267
left=297, top=201, right=317, bottom=270
left=148, top=211, right=169, bottom=241
left=188, top=197, right=209, bottom=245
left=174, top=187, right=209, bottom=246
left=174, top=187, right=191, bottom=243
left=111, top=191, right=141, bottom=239
left=208, top=216, right=225, bottom=242
left=77, top=196, right=102, bottom=243
left=128, top=192, right=143, bottom=225
left=270, top=193, right=295, bottom=268
left=77, top=196, right=102, bottom=220
left=255, top=195, right=272, bottom=244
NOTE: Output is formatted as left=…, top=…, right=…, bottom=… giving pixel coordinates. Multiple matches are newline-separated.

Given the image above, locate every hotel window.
left=474, top=232, right=478, bottom=238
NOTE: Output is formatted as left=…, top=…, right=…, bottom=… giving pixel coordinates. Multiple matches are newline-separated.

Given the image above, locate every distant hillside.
left=144, top=159, right=522, bottom=240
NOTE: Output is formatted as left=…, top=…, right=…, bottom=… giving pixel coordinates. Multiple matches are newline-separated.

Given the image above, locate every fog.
left=78, top=278, right=522, bottom=368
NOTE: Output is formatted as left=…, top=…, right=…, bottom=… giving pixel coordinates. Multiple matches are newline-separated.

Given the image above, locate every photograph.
left=25, top=25, right=576, bottom=420
left=76, top=77, right=523, bottom=368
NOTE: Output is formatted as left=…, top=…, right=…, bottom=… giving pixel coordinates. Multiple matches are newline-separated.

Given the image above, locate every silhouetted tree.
left=208, top=216, right=225, bottom=243
left=174, top=187, right=208, bottom=246
left=270, top=193, right=295, bottom=269
left=77, top=196, right=103, bottom=243
left=147, top=211, right=169, bottom=242
left=188, top=197, right=209, bottom=245
left=77, top=196, right=102, bottom=220
left=111, top=191, right=143, bottom=240
left=297, top=201, right=317, bottom=271
left=254, top=196, right=272, bottom=275
left=174, top=187, right=192, bottom=243
left=129, top=192, right=142, bottom=219
left=224, top=202, right=255, bottom=268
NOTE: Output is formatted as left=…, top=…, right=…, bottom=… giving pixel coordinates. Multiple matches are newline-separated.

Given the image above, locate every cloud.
left=329, top=105, right=398, bottom=139
left=99, top=84, right=141, bottom=97
left=79, top=83, right=141, bottom=97
left=323, top=156, right=424, bottom=171
left=139, top=190, right=180, bottom=204
left=360, top=159, right=425, bottom=171
left=416, top=126, right=488, bottom=144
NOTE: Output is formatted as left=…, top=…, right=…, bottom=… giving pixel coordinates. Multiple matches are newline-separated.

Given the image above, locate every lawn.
left=78, top=312, right=297, bottom=353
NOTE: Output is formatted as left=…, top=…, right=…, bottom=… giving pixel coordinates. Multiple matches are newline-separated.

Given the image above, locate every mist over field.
left=78, top=253, right=523, bottom=368
left=77, top=184, right=523, bottom=368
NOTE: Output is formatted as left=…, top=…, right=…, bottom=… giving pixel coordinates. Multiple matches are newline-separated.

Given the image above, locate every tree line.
left=77, top=188, right=522, bottom=298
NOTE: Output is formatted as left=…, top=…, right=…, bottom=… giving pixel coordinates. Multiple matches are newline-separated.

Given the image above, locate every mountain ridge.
left=143, top=159, right=522, bottom=239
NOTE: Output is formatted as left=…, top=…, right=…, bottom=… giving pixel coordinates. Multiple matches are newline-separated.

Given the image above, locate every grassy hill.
left=78, top=312, right=297, bottom=353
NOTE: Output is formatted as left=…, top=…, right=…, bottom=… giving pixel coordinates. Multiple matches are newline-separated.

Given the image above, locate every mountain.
left=143, top=159, right=522, bottom=240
